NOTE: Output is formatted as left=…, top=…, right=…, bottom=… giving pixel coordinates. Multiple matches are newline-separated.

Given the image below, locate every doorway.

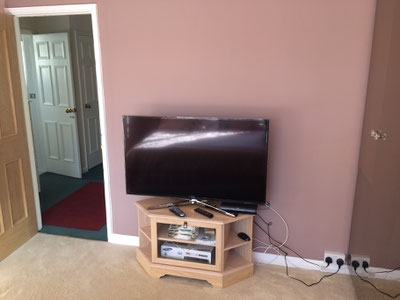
left=17, top=14, right=107, bottom=241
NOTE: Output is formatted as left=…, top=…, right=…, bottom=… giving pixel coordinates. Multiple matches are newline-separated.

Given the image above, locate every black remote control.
left=194, top=208, right=213, bottom=218
left=237, top=232, right=251, bottom=241
left=169, top=206, right=186, bottom=217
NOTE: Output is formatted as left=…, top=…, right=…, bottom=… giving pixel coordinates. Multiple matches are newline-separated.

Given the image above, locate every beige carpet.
left=0, top=234, right=399, bottom=299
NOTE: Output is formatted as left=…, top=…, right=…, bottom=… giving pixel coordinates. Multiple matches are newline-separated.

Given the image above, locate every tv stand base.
left=136, top=197, right=254, bottom=288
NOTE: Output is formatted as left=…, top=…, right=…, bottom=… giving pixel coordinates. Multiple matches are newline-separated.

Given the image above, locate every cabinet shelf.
left=224, top=231, right=250, bottom=251
left=157, top=224, right=216, bottom=246
left=137, top=246, right=251, bottom=274
left=224, top=251, right=252, bottom=272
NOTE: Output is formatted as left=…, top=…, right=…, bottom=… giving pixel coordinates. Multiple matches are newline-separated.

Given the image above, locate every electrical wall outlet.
left=349, top=254, right=370, bottom=272
left=324, top=251, right=346, bottom=269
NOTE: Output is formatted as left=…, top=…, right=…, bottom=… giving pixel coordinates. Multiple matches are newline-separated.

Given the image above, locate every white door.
left=33, top=33, right=82, bottom=178
left=74, top=31, right=102, bottom=170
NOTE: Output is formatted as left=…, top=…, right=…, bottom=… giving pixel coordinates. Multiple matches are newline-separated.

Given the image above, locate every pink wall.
left=6, top=0, right=376, bottom=260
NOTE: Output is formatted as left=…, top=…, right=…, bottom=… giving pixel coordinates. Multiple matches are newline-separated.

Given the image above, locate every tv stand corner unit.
left=135, top=197, right=254, bottom=288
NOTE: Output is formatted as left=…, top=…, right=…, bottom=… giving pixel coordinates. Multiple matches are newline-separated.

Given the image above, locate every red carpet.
left=42, top=182, right=106, bottom=230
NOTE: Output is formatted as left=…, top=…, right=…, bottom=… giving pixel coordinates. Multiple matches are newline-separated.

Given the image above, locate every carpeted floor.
left=1, top=234, right=399, bottom=299
left=39, top=164, right=107, bottom=241
left=39, top=164, right=104, bottom=212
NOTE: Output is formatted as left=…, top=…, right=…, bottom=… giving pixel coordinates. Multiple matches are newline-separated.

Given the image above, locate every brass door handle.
left=370, top=129, right=387, bottom=140
left=65, top=108, right=77, bottom=113
left=85, top=104, right=91, bottom=108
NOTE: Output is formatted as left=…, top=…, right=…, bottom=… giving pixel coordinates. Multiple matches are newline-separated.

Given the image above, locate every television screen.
left=123, top=116, right=269, bottom=205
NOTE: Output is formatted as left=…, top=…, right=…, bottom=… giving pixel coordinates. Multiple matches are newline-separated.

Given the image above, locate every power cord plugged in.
left=353, top=262, right=400, bottom=299
left=349, top=254, right=370, bottom=273
left=255, top=210, right=399, bottom=298
left=324, top=252, right=346, bottom=269
left=352, top=260, right=360, bottom=271
left=336, top=258, right=344, bottom=269
left=362, top=261, right=369, bottom=272
left=325, top=256, right=333, bottom=267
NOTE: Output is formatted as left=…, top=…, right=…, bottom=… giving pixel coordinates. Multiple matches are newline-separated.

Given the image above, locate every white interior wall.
left=19, top=15, right=93, bottom=174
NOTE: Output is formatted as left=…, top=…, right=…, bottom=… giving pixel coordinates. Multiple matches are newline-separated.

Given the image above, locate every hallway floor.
left=39, top=164, right=107, bottom=241
left=1, top=234, right=399, bottom=299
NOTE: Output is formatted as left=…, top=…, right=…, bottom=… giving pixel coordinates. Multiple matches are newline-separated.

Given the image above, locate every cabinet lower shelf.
left=137, top=246, right=254, bottom=288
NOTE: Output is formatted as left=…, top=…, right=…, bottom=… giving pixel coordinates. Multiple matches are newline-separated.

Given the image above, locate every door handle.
left=370, top=129, right=387, bottom=140
left=85, top=104, right=91, bottom=108
left=65, top=108, right=77, bottom=113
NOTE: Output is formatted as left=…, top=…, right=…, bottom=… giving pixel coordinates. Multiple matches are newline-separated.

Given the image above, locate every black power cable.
left=366, top=267, right=400, bottom=274
left=257, top=208, right=400, bottom=295
left=354, top=269, right=400, bottom=299
left=254, top=218, right=341, bottom=287
left=255, top=214, right=326, bottom=268
left=285, top=256, right=341, bottom=287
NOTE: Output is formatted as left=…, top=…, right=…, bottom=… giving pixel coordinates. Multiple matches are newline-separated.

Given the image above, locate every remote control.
left=237, top=232, right=251, bottom=241
left=194, top=208, right=213, bottom=218
left=169, top=206, right=186, bottom=217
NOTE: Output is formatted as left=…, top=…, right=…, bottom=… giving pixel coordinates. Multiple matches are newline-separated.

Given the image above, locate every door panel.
left=33, top=33, right=82, bottom=178
left=44, top=121, right=59, bottom=159
left=5, top=159, right=27, bottom=225
left=59, top=122, right=75, bottom=162
left=53, top=41, right=65, bottom=59
left=0, top=32, right=18, bottom=137
left=349, top=0, right=400, bottom=268
left=55, top=66, right=70, bottom=107
left=39, top=66, right=54, bottom=105
left=37, top=41, right=49, bottom=59
left=0, top=13, right=37, bottom=261
left=73, top=30, right=102, bottom=171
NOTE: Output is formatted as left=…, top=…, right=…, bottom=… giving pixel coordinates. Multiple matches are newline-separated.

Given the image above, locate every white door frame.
left=6, top=4, right=113, bottom=241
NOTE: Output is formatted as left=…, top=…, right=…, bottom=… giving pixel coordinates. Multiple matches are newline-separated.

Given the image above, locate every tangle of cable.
left=254, top=217, right=340, bottom=287
left=254, top=207, right=325, bottom=268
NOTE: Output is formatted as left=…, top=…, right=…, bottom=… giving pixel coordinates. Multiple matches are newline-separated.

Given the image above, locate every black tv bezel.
left=123, top=115, right=269, bottom=205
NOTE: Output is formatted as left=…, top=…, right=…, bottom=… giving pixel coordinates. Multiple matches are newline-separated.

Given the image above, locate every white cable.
left=253, top=245, right=281, bottom=255
left=252, top=204, right=289, bottom=258
left=253, top=238, right=281, bottom=255
left=255, top=205, right=326, bottom=268
left=266, top=203, right=289, bottom=249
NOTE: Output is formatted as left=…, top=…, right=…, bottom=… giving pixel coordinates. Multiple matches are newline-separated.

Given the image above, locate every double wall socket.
left=324, top=251, right=346, bottom=268
left=349, top=254, right=370, bottom=272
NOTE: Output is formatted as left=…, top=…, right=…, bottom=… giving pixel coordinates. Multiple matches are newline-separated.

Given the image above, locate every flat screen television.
left=123, top=116, right=269, bottom=206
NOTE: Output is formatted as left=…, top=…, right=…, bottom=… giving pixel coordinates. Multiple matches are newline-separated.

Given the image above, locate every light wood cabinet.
left=135, top=197, right=254, bottom=288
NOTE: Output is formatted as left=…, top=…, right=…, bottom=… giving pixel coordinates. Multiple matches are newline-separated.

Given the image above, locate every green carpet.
left=40, top=225, right=107, bottom=241
left=39, top=164, right=107, bottom=241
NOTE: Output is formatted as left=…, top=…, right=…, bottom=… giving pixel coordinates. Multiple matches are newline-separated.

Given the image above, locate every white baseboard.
left=108, top=235, right=400, bottom=282
left=108, top=233, right=139, bottom=246
left=253, top=251, right=400, bottom=281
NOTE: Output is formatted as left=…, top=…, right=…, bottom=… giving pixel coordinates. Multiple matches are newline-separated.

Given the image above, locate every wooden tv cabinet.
left=135, top=198, right=254, bottom=288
